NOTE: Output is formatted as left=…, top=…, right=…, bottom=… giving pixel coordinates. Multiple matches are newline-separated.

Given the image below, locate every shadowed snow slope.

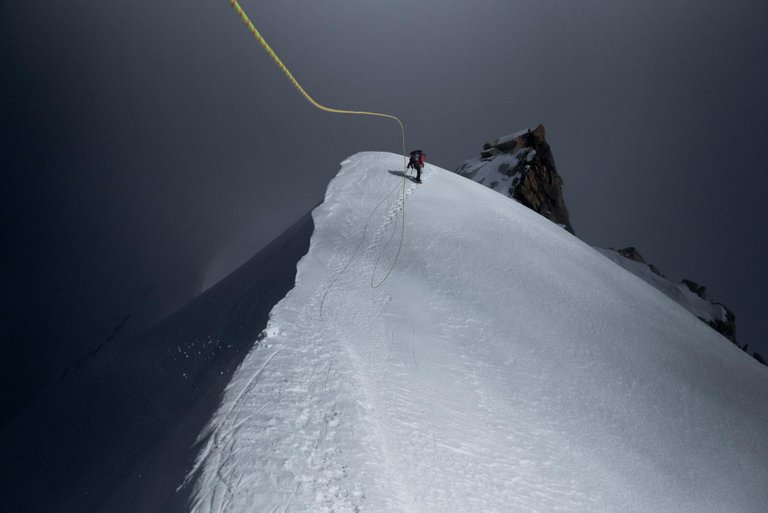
left=189, top=152, right=767, bottom=513
left=1, top=212, right=313, bottom=513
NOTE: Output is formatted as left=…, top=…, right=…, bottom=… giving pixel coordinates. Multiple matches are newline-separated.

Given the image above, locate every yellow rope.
left=228, top=0, right=408, bottom=288
left=229, top=0, right=405, bottom=150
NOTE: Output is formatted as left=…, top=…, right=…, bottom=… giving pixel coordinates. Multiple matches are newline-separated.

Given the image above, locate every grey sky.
left=2, top=0, right=767, bottom=418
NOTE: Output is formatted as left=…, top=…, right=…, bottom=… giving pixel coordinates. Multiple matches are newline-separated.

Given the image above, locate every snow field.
left=188, top=152, right=768, bottom=513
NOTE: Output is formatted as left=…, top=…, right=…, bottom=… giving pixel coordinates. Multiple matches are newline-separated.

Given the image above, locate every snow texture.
left=188, top=152, right=768, bottom=513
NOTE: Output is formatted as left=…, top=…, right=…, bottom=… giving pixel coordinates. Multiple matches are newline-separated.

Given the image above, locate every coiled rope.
left=228, top=0, right=409, bottom=289
left=319, top=179, right=403, bottom=320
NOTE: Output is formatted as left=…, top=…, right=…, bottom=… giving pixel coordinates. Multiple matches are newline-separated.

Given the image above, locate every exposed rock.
left=610, top=247, right=740, bottom=346
left=456, top=127, right=761, bottom=367
left=708, top=303, right=736, bottom=343
left=682, top=279, right=707, bottom=299
left=617, top=247, right=646, bottom=263
left=616, top=247, right=664, bottom=277
left=480, top=147, right=501, bottom=159
left=455, top=124, right=574, bottom=234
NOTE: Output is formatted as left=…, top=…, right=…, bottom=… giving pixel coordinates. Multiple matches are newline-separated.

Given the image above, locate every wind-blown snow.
left=188, top=152, right=767, bottom=513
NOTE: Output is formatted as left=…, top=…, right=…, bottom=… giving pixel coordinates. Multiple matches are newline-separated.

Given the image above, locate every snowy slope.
left=1, top=213, right=313, bottom=513
left=188, top=152, right=768, bottom=513
left=596, top=248, right=731, bottom=330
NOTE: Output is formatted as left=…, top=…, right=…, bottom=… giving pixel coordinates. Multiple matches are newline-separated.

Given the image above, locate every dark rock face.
left=707, top=303, right=736, bottom=343
left=617, top=247, right=647, bottom=263
left=682, top=278, right=707, bottom=299
left=455, top=124, right=574, bottom=234
left=513, top=126, right=574, bottom=234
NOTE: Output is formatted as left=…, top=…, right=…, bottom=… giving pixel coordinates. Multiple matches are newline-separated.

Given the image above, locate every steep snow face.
left=0, top=212, right=313, bottom=513
left=189, top=152, right=768, bottom=513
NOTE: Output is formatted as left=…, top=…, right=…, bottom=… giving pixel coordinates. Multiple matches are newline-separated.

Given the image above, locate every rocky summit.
left=454, top=124, right=574, bottom=234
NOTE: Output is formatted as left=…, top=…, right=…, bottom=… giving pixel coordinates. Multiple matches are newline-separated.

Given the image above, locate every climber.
left=407, top=150, right=426, bottom=183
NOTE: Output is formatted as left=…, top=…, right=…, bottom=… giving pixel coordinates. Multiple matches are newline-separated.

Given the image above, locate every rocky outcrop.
left=455, top=127, right=763, bottom=368
left=679, top=278, right=738, bottom=343
left=608, top=247, right=745, bottom=352
left=681, top=278, right=706, bottom=298
left=706, top=303, right=737, bottom=343
left=617, top=247, right=665, bottom=277
left=455, top=124, right=574, bottom=234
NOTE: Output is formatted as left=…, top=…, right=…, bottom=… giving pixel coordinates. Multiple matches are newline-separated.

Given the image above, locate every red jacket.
left=409, top=150, right=426, bottom=168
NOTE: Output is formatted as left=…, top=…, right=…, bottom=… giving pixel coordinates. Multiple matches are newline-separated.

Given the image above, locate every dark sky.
left=2, top=0, right=767, bottom=418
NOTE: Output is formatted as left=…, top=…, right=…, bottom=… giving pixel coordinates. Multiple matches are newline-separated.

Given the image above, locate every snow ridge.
left=188, top=152, right=768, bottom=513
